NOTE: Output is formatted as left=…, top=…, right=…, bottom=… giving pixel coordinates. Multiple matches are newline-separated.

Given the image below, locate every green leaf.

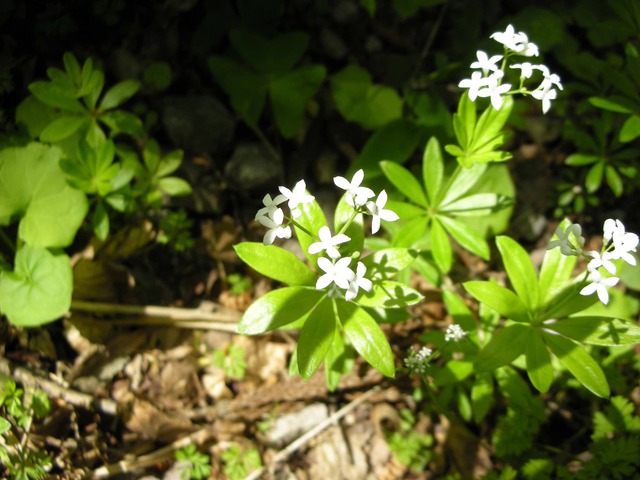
left=0, top=416, right=10, bottom=435
left=546, top=316, right=640, bottom=346
left=542, top=283, right=598, bottom=320
left=237, top=286, right=324, bottom=334
left=441, top=290, right=476, bottom=333
left=270, top=65, right=326, bottom=138
left=605, top=165, right=624, bottom=197
left=471, top=373, right=494, bottom=423
left=157, top=177, right=192, bottom=196
left=390, top=215, right=429, bottom=248
left=99, top=110, right=145, bottom=137
left=430, top=218, right=453, bottom=273
left=337, top=301, right=395, bottom=377
left=585, top=161, right=604, bottom=193
left=432, top=360, right=474, bottom=386
left=543, top=332, right=610, bottom=397
left=565, top=153, right=599, bottom=166
left=380, top=160, right=428, bottom=207
left=0, top=143, right=88, bottom=248
left=293, top=196, right=328, bottom=266
left=440, top=193, right=504, bottom=216
left=99, top=79, right=140, bottom=111
left=496, top=236, right=540, bottom=310
left=92, top=201, right=110, bottom=240
left=440, top=163, right=487, bottom=206
left=588, top=96, right=633, bottom=113
left=0, top=245, right=72, bottom=327
left=619, top=114, right=640, bottom=142
left=40, top=115, right=87, bottom=142
left=297, top=297, right=336, bottom=379
left=28, top=81, right=84, bottom=112
left=230, top=29, right=308, bottom=76
left=234, top=242, right=316, bottom=286
left=331, top=64, right=403, bottom=130
left=525, top=331, right=553, bottom=393
left=423, top=137, right=444, bottom=205
left=324, top=332, right=354, bottom=391
left=354, top=280, right=423, bottom=308
left=471, top=95, right=513, bottom=152
left=474, top=323, right=533, bottom=372
left=360, top=248, right=418, bottom=280
left=452, top=92, right=476, bottom=149
left=438, top=215, right=490, bottom=260
left=157, top=150, right=184, bottom=177
left=208, top=55, right=267, bottom=126
left=538, top=219, right=578, bottom=304
left=463, top=281, right=530, bottom=323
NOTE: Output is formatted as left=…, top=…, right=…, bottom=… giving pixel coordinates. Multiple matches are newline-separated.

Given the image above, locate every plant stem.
left=0, top=228, right=16, bottom=253
left=336, top=210, right=360, bottom=236
left=288, top=218, right=316, bottom=239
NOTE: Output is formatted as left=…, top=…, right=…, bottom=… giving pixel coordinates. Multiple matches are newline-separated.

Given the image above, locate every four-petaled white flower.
left=586, top=250, right=617, bottom=276
left=458, top=71, right=490, bottom=102
left=345, top=261, right=373, bottom=301
left=445, top=324, right=467, bottom=342
left=366, top=190, right=399, bottom=234
left=604, top=219, right=639, bottom=266
left=256, top=192, right=286, bottom=219
left=532, top=87, right=557, bottom=114
left=470, top=50, right=503, bottom=75
left=308, top=226, right=351, bottom=259
left=512, top=32, right=539, bottom=57
left=257, top=208, right=291, bottom=246
left=333, top=169, right=375, bottom=207
left=511, top=62, right=535, bottom=79
left=316, top=257, right=354, bottom=290
left=580, top=269, right=619, bottom=305
left=490, top=24, right=521, bottom=51
left=477, top=71, right=512, bottom=110
left=279, top=180, right=315, bottom=218
left=547, top=223, right=585, bottom=256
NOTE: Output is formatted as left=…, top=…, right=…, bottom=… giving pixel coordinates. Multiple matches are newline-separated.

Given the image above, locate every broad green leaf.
left=360, top=248, right=418, bottom=280
left=585, top=161, right=604, bottom=193
left=565, top=153, right=599, bottom=166
left=234, top=242, right=316, bottom=286
left=237, top=286, right=324, bottom=334
left=605, top=165, right=623, bottom=197
left=546, top=316, right=640, bottom=346
left=334, top=194, right=364, bottom=255
left=379, top=161, right=428, bottom=207
left=440, top=163, right=487, bottom=206
left=157, top=150, right=184, bottom=177
left=208, top=55, right=267, bottom=126
left=15, top=96, right=60, bottom=139
left=423, top=137, right=444, bottom=205
left=471, top=373, right=494, bottom=423
left=431, top=218, right=453, bottom=273
left=390, top=215, right=428, bottom=248
left=432, top=360, right=473, bottom=386
left=337, top=301, right=395, bottom=377
left=40, top=115, right=87, bottom=142
left=463, top=281, right=530, bottom=323
left=28, top=81, right=84, bottom=112
left=526, top=331, right=553, bottom=393
left=439, top=215, right=490, bottom=260
left=270, top=65, right=326, bottom=138
left=157, top=177, right=192, bottom=196
left=0, top=143, right=88, bottom=248
left=293, top=196, right=328, bottom=266
left=619, top=114, right=640, bottom=142
left=331, top=64, right=403, bottom=130
left=0, top=245, right=72, bottom=327
left=230, top=29, right=308, bottom=76
left=99, top=79, right=140, bottom=111
left=496, top=236, right=539, bottom=310
left=543, top=332, right=610, bottom=397
left=297, top=297, right=336, bottom=379
left=324, top=332, right=354, bottom=391
left=354, top=280, right=423, bottom=308
left=538, top=219, right=578, bottom=304
left=385, top=200, right=425, bottom=220
left=474, top=323, right=533, bottom=372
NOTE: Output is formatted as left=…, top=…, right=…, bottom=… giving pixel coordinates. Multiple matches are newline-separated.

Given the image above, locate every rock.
left=161, top=95, right=236, bottom=154
left=265, top=403, right=329, bottom=447
left=224, top=143, right=282, bottom=192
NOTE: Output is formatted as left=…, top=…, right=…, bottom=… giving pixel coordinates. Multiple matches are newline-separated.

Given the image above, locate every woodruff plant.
left=237, top=25, right=640, bottom=396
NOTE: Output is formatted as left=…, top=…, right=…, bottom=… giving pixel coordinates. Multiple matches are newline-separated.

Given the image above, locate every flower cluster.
left=458, top=24, right=562, bottom=113
left=404, top=346, right=433, bottom=375
left=548, top=219, right=639, bottom=304
left=444, top=324, right=467, bottom=342
left=255, top=170, right=399, bottom=301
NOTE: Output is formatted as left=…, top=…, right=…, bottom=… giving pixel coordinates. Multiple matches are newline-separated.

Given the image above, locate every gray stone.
left=161, top=95, right=236, bottom=154
left=224, top=143, right=282, bottom=192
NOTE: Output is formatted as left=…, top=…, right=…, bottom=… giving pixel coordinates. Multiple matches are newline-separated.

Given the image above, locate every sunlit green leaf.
left=234, top=242, right=316, bottom=286
left=526, top=331, right=553, bottom=393
left=464, top=281, right=530, bottom=323
left=297, top=297, right=336, bottom=379
left=474, top=323, right=533, bottom=372
left=496, top=236, right=540, bottom=310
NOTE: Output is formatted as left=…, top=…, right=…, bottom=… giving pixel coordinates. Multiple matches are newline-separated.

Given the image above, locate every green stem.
left=0, top=228, right=16, bottom=253
left=288, top=217, right=316, bottom=239
left=336, top=209, right=361, bottom=236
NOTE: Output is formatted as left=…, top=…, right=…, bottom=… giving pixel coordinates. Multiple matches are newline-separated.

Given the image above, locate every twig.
left=244, top=386, right=380, bottom=480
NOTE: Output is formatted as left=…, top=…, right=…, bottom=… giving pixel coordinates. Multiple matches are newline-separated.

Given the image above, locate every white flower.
left=279, top=180, right=315, bottom=218
left=257, top=208, right=291, bottom=246
left=477, top=71, right=512, bottom=110
left=308, top=226, right=351, bottom=259
left=531, top=87, right=557, bottom=114
left=491, top=24, right=521, bottom=50
left=445, top=324, right=467, bottom=342
left=345, top=261, right=373, bottom=301
left=586, top=250, right=617, bottom=276
left=366, top=190, right=399, bottom=234
left=580, top=269, right=619, bottom=305
left=458, top=71, right=490, bottom=101
left=540, top=72, right=563, bottom=91
left=511, top=62, right=535, bottom=79
left=512, top=32, right=539, bottom=57
left=604, top=219, right=639, bottom=266
left=547, top=223, right=585, bottom=256
left=333, top=169, right=375, bottom=207
left=316, top=256, right=354, bottom=290
left=255, top=192, right=286, bottom=219
left=603, top=218, right=624, bottom=243
left=470, top=50, right=503, bottom=75
left=404, top=347, right=433, bottom=375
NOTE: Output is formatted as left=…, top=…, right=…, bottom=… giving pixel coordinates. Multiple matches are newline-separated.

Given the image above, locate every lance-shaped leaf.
left=451, top=93, right=476, bottom=150
left=238, top=286, right=324, bottom=334
left=234, top=242, right=316, bottom=286
left=440, top=193, right=504, bottom=217
left=431, top=218, right=453, bottom=273
left=474, top=323, right=533, bottom=372
left=464, top=281, right=530, bottom=323
left=440, top=163, right=488, bottom=206
left=337, top=301, right=394, bottom=377
left=439, top=215, right=490, bottom=260
left=0, top=245, right=72, bottom=327
left=432, top=360, right=474, bottom=386
left=542, top=283, right=598, bottom=320
left=423, top=137, right=444, bottom=205
left=324, top=330, right=354, bottom=391
left=471, top=95, right=514, bottom=152
left=297, top=297, right=336, bottom=380
left=471, top=373, right=494, bottom=423
left=546, top=316, right=640, bottom=346
left=538, top=219, right=578, bottom=304
left=496, top=235, right=540, bottom=311
left=40, top=115, right=87, bottom=142
left=543, top=332, right=610, bottom=398
left=99, top=79, right=140, bottom=111
left=360, top=248, right=418, bottom=280
left=354, top=280, right=423, bottom=308
left=380, top=160, right=428, bottom=208
left=526, top=331, right=553, bottom=393
left=390, top=215, right=429, bottom=248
